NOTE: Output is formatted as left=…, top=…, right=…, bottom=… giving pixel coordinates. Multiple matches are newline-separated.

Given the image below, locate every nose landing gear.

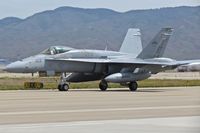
left=58, top=83, right=69, bottom=91
left=58, top=73, right=70, bottom=91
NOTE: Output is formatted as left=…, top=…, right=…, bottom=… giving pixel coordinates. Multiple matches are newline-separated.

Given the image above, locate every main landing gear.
left=58, top=73, right=70, bottom=91
left=99, top=80, right=138, bottom=92
left=99, top=80, right=108, bottom=91
left=128, top=81, right=138, bottom=91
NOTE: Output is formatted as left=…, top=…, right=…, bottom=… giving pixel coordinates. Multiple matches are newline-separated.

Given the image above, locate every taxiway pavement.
left=0, top=87, right=199, bottom=132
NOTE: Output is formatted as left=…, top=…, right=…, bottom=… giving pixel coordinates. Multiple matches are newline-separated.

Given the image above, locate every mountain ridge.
left=0, top=6, right=199, bottom=60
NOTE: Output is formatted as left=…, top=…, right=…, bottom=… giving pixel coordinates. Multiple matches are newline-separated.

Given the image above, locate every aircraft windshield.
left=41, top=46, right=73, bottom=55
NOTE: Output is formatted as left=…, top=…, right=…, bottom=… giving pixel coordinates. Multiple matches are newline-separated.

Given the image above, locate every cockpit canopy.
left=41, top=46, right=73, bottom=55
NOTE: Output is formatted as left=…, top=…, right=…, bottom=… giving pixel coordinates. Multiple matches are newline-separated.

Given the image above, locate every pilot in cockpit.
left=41, top=46, right=73, bottom=55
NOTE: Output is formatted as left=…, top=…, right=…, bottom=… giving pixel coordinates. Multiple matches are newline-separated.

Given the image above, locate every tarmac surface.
left=0, top=87, right=200, bottom=133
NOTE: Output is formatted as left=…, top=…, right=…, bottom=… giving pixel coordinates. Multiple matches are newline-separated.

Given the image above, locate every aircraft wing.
left=46, top=58, right=170, bottom=65
left=46, top=58, right=200, bottom=66
left=45, top=58, right=200, bottom=74
left=171, top=60, right=200, bottom=65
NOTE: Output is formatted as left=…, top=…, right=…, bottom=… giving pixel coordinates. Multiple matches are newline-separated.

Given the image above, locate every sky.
left=0, top=0, right=199, bottom=19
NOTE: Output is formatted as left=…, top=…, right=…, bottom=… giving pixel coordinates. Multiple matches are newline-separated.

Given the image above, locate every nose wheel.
left=58, top=83, right=69, bottom=91
left=99, top=80, right=108, bottom=91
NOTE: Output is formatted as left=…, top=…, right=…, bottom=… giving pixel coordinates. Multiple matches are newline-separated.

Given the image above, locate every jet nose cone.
left=4, top=61, right=25, bottom=73
left=4, top=63, right=16, bottom=72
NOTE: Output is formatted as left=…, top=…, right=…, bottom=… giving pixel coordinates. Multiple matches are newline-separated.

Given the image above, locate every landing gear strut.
left=58, top=73, right=70, bottom=91
left=99, top=80, right=108, bottom=91
left=129, top=81, right=138, bottom=91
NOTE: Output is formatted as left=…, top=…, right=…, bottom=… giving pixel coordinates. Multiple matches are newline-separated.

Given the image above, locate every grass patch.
left=0, top=77, right=199, bottom=90
left=138, top=79, right=200, bottom=88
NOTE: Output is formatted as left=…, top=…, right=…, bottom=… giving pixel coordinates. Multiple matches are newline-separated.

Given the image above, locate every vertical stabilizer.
left=119, top=29, right=143, bottom=58
left=137, top=28, right=173, bottom=59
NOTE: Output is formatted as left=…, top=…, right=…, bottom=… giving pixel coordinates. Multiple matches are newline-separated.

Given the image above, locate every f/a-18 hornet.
left=5, top=28, right=200, bottom=91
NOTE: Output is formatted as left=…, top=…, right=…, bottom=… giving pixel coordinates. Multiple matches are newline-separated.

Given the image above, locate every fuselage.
left=5, top=48, right=128, bottom=73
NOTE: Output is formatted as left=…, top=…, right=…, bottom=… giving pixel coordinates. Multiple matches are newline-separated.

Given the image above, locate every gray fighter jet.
left=5, top=28, right=200, bottom=91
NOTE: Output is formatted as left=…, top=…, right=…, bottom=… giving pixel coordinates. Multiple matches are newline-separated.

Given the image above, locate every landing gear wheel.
left=129, top=81, right=138, bottom=91
left=58, top=83, right=69, bottom=91
left=99, top=80, right=108, bottom=91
